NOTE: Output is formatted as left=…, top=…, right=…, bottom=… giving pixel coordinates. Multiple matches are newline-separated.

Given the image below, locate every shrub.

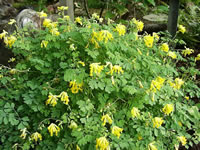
left=0, top=11, right=200, bottom=150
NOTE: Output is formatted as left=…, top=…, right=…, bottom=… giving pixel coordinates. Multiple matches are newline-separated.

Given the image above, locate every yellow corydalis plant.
left=20, top=128, right=27, bottom=139
left=177, top=136, right=187, bottom=146
left=68, top=120, right=78, bottom=130
left=150, top=76, right=165, bottom=93
left=152, top=117, right=164, bottom=128
left=168, top=51, right=177, bottom=59
left=31, top=132, right=42, bottom=142
left=38, top=11, right=47, bottom=18
left=162, top=104, right=174, bottom=115
left=169, top=78, right=184, bottom=90
left=114, top=24, right=126, bottom=36
left=111, top=126, right=123, bottom=138
left=106, top=62, right=124, bottom=75
left=132, top=18, right=144, bottom=32
left=178, top=25, right=186, bottom=34
left=96, top=137, right=110, bottom=150
left=46, top=93, right=58, bottom=106
left=41, top=40, right=48, bottom=48
left=144, top=35, right=154, bottom=48
left=58, top=91, right=69, bottom=105
left=3, top=35, right=17, bottom=48
left=69, top=80, right=83, bottom=94
left=75, top=17, right=82, bottom=25
left=90, top=63, right=104, bottom=76
left=182, top=48, right=194, bottom=57
left=57, top=6, right=68, bottom=11
left=98, top=30, right=113, bottom=43
left=161, top=43, right=169, bottom=52
left=131, top=107, right=140, bottom=118
left=48, top=123, right=60, bottom=136
left=101, top=114, right=112, bottom=126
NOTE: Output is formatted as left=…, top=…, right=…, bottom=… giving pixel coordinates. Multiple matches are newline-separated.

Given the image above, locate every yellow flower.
left=148, top=142, right=158, bottom=150
left=75, top=17, right=82, bottom=25
left=48, top=123, right=60, bottom=136
left=68, top=120, right=78, bottom=130
left=89, top=63, right=104, bottom=76
left=138, top=134, right=143, bottom=140
left=150, top=76, right=165, bottom=92
left=144, top=35, right=154, bottom=48
left=0, top=30, right=8, bottom=39
left=162, top=104, right=174, bottom=115
left=58, top=91, right=69, bottom=105
left=195, top=54, right=200, bottom=61
left=41, top=40, right=48, bottom=48
left=76, top=145, right=81, bottom=150
left=153, top=32, right=159, bottom=41
left=185, top=96, right=189, bottom=100
left=182, top=48, right=194, bottom=57
left=132, top=18, right=144, bottom=32
left=8, top=19, right=16, bottom=25
left=4, top=35, right=17, bottom=48
left=161, top=43, right=169, bottom=52
left=20, top=128, right=27, bottom=139
left=98, top=30, right=113, bottom=43
left=177, top=136, right=187, bottom=146
left=101, top=114, right=112, bottom=126
left=64, top=15, right=70, bottom=21
left=96, top=137, right=109, bottom=150
left=0, top=75, right=3, bottom=78
left=78, top=61, right=85, bottom=66
left=131, top=107, right=140, bottom=118
left=46, top=93, right=58, bottom=107
left=8, top=57, right=16, bottom=63
left=69, top=80, right=83, bottom=94
left=168, top=51, right=177, bottom=59
left=112, top=65, right=124, bottom=75
left=57, top=6, right=68, bottom=11
left=178, top=25, right=186, bottom=34
left=174, top=78, right=184, bottom=89
left=111, top=126, right=123, bottom=138
left=92, top=13, right=100, bottom=20
left=31, top=132, right=42, bottom=142
left=10, top=69, right=17, bottom=74
left=152, top=117, right=164, bottom=128
left=38, top=11, right=47, bottom=18
left=50, top=28, right=60, bottom=36
left=114, top=24, right=126, bottom=36
left=43, top=19, right=52, bottom=28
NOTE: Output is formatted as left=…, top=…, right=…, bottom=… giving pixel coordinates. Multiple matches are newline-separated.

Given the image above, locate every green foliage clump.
left=0, top=11, right=200, bottom=150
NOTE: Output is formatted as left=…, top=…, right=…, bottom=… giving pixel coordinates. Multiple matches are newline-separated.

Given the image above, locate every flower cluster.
left=144, top=35, right=154, bottom=48
left=195, top=54, right=200, bottom=61
left=168, top=51, right=177, bottom=59
left=42, top=18, right=60, bottom=36
left=90, top=30, right=113, bottom=48
left=131, top=107, right=140, bottom=118
left=90, top=63, right=104, bottom=76
left=150, top=76, right=165, bottom=93
left=96, top=137, right=110, bottom=150
left=162, top=104, right=174, bottom=115
left=182, top=48, right=194, bottom=57
left=178, top=25, right=186, bottom=34
left=132, top=18, right=144, bottom=32
left=169, top=78, right=184, bottom=90
left=69, top=80, right=83, bottom=94
left=75, top=17, right=82, bottom=25
left=0, top=30, right=17, bottom=48
left=177, top=136, right=187, bottom=146
left=114, top=24, right=126, bottom=36
left=111, top=126, right=123, bottom=138
left=101, top=114, right=112, bottom=126
left=152, top=117, right=164, bottom=128
left=106, top=62, right=124, bottom=75
left=48, top=123, right=60, bottom=136
left=31, top=132, right=42, bottom=142
left=161, top=43, right=169, bottom=52
left=46, top=91, right=69, bottom=106
left=148, top=142, right=158, bottom=150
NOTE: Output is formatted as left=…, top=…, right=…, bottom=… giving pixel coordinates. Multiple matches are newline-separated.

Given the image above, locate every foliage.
left=0, top=10, right=200, bottom=150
